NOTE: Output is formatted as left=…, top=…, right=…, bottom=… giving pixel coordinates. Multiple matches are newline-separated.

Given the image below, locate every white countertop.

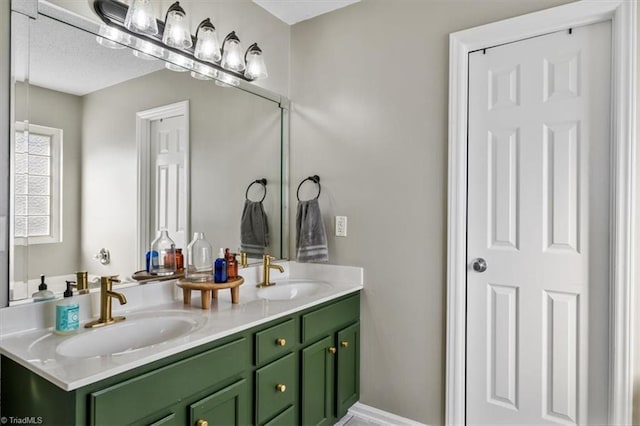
left=0, top=262, right=363, bottom=391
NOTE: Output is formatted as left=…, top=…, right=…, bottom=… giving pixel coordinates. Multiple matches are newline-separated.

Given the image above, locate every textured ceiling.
left=253, top=0, right=360, bottom=25
left=19, top=14, right=164, bottom=96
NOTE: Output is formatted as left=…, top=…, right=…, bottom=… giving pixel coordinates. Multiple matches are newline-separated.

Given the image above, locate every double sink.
left=41, top=279, right=332, bottom=359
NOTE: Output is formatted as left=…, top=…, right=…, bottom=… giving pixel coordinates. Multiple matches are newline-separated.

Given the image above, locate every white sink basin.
left=55, top=310, right=205, bottom=358
left=256, top=279, right=332, bottom=301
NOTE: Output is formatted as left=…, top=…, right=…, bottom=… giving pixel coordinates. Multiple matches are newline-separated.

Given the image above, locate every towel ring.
left=296, top=175, right=321, bottom=201
left=245, top=178, right=267, bottom=202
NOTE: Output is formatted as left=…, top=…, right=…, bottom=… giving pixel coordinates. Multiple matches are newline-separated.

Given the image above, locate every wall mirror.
left=7, top=1, right=289, bottom=304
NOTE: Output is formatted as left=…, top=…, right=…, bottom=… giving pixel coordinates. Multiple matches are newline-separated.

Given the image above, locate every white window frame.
left=12, top=121, right=63, bottom=245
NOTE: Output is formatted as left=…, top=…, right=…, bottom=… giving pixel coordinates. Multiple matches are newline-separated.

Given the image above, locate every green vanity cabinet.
left=0, top=292, right=360, bottom=426
left=300, top=295, right=361, bottom=425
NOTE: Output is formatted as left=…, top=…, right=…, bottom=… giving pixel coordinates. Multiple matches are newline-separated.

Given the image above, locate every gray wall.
left=289, top=0, right=575, bottom=423
left=81, top=69, right=281, bottom=277
left=12, top=84, right=82, bottom=286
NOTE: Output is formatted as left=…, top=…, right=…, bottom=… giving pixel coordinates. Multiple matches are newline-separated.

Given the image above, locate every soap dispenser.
left=32, top=274, right=55, bottom=302
left=55, top=281, right=80, bottom=335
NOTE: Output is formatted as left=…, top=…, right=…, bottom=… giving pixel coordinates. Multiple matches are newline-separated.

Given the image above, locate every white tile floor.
left=336, top=414, right=387, bottom=426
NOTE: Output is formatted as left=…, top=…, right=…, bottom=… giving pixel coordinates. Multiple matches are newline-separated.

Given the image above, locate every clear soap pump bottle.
left=186, top=232, right=213, bottom=282
left=150, top=229, right=176, bottom=276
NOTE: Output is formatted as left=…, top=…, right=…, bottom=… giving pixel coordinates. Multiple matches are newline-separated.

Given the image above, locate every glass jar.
left=149, top=229, right=176, bottom=276
left=186, top=232, right=213, bottom=282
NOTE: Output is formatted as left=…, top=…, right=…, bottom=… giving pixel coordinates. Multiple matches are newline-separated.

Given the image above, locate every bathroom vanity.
left=0, top=263, right=363, bottom=426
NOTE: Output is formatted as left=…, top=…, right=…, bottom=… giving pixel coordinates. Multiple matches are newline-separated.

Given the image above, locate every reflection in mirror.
left=9, top=8, right=287, bottom=303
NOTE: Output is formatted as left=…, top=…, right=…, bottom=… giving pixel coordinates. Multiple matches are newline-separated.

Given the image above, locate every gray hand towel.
left=296, top=199, right=329, bottom=263
left=241, top=200, right=269, bottom=256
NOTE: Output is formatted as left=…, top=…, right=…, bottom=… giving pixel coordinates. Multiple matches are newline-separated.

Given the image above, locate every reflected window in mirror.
left=13, top=122, right=63, bottom=245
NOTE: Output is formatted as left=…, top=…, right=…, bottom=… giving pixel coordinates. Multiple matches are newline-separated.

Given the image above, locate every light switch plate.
left=335, top=216, right=347, bottom=237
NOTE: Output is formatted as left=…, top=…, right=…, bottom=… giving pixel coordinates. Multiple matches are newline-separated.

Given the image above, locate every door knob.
left=276, top=338, right=286, bottom=346
left=276, top=383, right=287, bottom=393
left=472, top=258, right=487, bottom=272
left=196, top=420, right=208, bottom=426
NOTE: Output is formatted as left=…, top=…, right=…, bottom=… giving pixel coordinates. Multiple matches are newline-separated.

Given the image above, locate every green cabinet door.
left=301, top=335, right=334, bottom=426
left=336, top=322, right=360, bottom=419
left=189, top=379, right=248, bottom=426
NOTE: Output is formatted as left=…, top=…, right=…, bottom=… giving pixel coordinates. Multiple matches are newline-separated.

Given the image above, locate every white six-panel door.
left=149, top=115, right=188, bottom=250
left=467, top=21, right=611, bottom=425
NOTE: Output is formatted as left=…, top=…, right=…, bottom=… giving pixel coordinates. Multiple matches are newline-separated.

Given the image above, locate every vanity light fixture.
left=93, top=0, right=267, bottom=85
left=124, top=0, right=158, bottom=35
left=162, top=2, right=192, bottom=50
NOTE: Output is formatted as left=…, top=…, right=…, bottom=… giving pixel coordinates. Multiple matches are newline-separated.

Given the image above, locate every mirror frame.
left=2, top=0, right=290, bottom=307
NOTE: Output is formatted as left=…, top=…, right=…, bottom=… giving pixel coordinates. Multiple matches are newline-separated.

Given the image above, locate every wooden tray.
left=177, top=276, right=244, bottom=309
left=132, top=270, right=185, bottom=282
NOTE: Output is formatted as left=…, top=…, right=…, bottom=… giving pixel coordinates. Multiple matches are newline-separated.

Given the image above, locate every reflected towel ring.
left=296, top=175, right=321, bottom=201
left=245, top=178, right=267, bottom=202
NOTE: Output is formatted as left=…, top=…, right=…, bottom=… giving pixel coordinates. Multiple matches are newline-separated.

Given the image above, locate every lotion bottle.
left=55, top=281, right=80, bottom=335
left=214, top=248, right=227, bottom=283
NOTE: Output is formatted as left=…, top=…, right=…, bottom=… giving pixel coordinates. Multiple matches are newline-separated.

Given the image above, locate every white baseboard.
left=341, top=402, right=428, bottom=426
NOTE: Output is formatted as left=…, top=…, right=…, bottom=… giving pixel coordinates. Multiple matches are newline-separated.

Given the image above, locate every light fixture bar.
left=92, top=0, right=255, bottom=82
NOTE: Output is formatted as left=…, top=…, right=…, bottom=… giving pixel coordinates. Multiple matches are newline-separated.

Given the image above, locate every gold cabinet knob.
left=276, top=383, right=287, bottom=393
left=276, top=338, right=286, bottom=347
left=328, top=346, right=336, bottom=354
left=196, top=420, right=209, bottom=426
left=341, top=341, right=349, bottom=348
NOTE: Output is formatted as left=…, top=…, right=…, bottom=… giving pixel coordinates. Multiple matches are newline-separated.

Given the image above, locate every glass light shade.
left=185, top=232, right=213, bottom=282
left=124, top=0, right=158, bottom=35
left=191, top=63, right=217, bottom=80
left=166, top=52, right=194, bottom=72
left=194, top=20, right=221, bottom=64
left=132, top=38, right=165, bottom=60
left=162, top=3, right=192, bottom=50
left=244, top=45, right=267, bottom=80
left=215, top=72, right=240, bottom=87
left=96, top=25, right=130, bottom=49
left=149, top=229, right=176, bottom=276
left=220, top=32, right=245, bottom=72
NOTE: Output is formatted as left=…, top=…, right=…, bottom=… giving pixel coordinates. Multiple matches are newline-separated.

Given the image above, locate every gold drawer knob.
left=328, top=346, right=336, bottom=354
left=341, top=341, right=349, bottom=348
left=276, top=338, right=286, bottom=346
left=276, top=383, right=287, bottom=393
left=196, top=420, right=209, bottom=426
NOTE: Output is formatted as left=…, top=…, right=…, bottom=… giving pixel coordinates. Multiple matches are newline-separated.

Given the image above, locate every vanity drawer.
left=255, top=319, right=295, bottom=365
left=256, top=353, right=296, bottom=424
left=301, top=294, right=359, bottom=344
left=90, top=337, right=249, bottom=426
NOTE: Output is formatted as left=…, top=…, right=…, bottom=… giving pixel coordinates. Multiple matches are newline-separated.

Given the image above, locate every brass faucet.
left=256, top=255, right=284, bottom=288
left=85, top=276, right=128, bottom=328
left=74, top=271, right=89, bottom=294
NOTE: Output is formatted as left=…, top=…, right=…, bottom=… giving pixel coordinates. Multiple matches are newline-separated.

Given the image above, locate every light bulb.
left=166, top=52, right=194, bottom=72
left=162, top=2, right=192, bottom=50
left=244, top=43, right=267, bottom=80
left=220, top=32, right=245, bottom=72
left=194, top=18, right=221, bottom=64
left=191, top=63, right=217, bottom=80
left=132, top=38, right=165, bottom=60
left=96, top=25, right=131, bottom=49
left=124, top=0, right=158, bottom=35
left=215, top=72, right=240, bottom=87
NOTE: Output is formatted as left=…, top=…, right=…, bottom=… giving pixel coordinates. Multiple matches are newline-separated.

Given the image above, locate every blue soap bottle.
left=214, top=248, right=227, bottom=283
left=55, top=281, right=80, bottom=335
